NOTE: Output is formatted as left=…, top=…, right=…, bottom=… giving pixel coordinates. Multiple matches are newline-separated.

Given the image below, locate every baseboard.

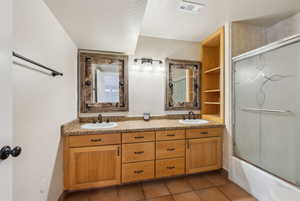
left=220, top=168, right=229, bottom=178
left=57, top=191, right=66, bottom=201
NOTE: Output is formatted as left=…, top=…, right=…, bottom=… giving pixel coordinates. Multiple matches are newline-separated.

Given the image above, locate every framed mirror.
left=165, top=58, right=201, bottom=111
left=79, top=50, right=128, bottom=113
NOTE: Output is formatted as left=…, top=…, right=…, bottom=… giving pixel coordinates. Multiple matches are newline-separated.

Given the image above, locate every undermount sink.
left=179, top=119, right=209, bottom=125
left=80, top=122, right=118, bottom=130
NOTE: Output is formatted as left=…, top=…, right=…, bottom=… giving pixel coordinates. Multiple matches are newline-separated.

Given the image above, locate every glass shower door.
left=233, top=39, right=300, bottom=185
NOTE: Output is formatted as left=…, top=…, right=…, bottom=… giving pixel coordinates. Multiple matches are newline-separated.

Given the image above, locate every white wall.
left=266, top=12, right=300, bottom=43
left=228, top=13, right=300, bottom=201
left=13, top=1, right=77, bottom=201
left=129, top=36, right=201, bottom=116
left=80, top=36, right=201, bottom=117
left=0, top=0, right=12, bottom=201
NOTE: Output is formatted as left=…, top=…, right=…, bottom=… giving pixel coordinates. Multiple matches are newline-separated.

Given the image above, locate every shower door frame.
left=231, top=33, right=300, bottom=187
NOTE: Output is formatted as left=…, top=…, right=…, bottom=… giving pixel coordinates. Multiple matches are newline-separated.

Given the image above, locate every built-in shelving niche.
left=201, top=27, right=224, bottom=123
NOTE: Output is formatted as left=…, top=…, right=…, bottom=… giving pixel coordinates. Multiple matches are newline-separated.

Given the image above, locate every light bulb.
left=144, top=63, right=152, bottom=71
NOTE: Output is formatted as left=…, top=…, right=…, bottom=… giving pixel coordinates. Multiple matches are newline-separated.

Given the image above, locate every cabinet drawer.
left=156, top=158, right=185, bottom=178
left=69, top=134, right=121, bottom=147
left=156, top=140, right=185, bottom=159
left=186, top=128, right=222, bottom=139
left=122, top=161, right=154, bottom=183
left=122, top=142, right=155, bottom=163
left=156, top=130, right=185, bottom=141
left=122, top=131, right=155, bottom=143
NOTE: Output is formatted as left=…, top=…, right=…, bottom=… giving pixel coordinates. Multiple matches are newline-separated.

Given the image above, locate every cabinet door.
left=186, top=137, right=222, bottom=174
left=69, top=145, right=121, bottom=190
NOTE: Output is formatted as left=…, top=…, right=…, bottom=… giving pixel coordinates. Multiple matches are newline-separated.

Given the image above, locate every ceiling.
left=43, top=0, right=147, bottom=54
left=44, top=0, right=300, bottom=53
left=141, top=0, right=300, bottom=41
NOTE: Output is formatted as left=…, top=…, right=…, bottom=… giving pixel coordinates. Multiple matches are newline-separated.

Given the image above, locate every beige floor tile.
left=64, top=190, right=90, bottom=201
left=196, top=188, right=229, bottom=201
left=89, top=187, right=118, bottom=201
left=142, top=180, right=170, bottom=199
left=118, top=183, right=145, bottom=201
left=173, top=191, right=201, bottom=201
left=204, top=172, right=230, bottom=186
left=218, top=183, right=258, bottom=201
left=147, top=195, right=174, bottom=201
left=165, top=177, right=193, bottom=194
left=186, top=175, right=214, bottom=190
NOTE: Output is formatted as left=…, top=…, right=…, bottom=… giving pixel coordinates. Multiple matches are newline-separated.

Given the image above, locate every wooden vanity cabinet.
left=68, top=145, right=121, bottom=190
left=186, top=128, right=222, bottom=174
left=64, top=134, right=121, bottom=190
left=64, top=127, right=223, bottom=190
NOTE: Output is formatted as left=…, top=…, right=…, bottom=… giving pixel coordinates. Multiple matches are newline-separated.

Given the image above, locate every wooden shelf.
left=201, top=26, right=224, bottom=123
left=202, top=113, right=221, bottom=122
left=203, top=113, right=220, bottom=117
left=204, top=102, right=220, bottom=105
left=204, top=67, right=221, bottom=74
left=204, top=89, right=220, bottom=93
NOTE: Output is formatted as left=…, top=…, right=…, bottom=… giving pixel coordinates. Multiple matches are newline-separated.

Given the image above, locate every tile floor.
left=64, top=171, right=258, bottom=201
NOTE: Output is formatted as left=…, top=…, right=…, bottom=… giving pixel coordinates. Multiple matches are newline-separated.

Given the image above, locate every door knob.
left=11, top=146, right=22, bottom=157
left=0, top=146, right=22, bottom=160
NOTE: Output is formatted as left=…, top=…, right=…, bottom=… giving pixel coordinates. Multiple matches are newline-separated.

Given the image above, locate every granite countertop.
left=62, top=119, right=225, bottom=136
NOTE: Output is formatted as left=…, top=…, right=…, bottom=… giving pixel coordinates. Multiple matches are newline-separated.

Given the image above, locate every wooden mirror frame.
left=165, top=58, right=201, bottom=111
left=79, top=50, right=129, bottom=113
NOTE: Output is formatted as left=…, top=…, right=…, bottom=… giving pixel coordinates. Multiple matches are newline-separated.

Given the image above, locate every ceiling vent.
left=178, top=0, right=205, bottom=13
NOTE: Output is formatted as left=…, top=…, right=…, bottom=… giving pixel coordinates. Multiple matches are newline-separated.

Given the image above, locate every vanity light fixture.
left=134, top=58, right=164, bottom=72
left=134, top=58, right=163, bottom=65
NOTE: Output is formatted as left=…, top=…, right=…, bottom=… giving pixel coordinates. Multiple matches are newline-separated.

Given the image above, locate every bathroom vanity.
left=63, top=28, right=226, bottom=191
left=62, top=119, right=224, bottom=191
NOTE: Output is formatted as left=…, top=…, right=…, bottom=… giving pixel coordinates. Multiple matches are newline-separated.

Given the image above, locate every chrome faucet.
left=98, top=114, right=103, bottom=123
left=188, top=111, right=196, bottom=120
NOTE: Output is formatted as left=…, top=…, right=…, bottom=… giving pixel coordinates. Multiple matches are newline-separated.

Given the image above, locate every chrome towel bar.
left=12, top=52, right=63, bottom=77
left=241, top=108, right=292, bottom=114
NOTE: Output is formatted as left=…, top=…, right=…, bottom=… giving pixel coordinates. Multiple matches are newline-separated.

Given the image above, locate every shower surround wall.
left=266, top=12, right=300, bottom=43
left=229, top=12, right=300, bottom=201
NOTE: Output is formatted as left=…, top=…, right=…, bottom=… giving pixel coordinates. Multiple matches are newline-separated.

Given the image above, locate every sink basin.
left=179, top=119, right=209, bottom=125
left=80, top=122, right=118, bottom=130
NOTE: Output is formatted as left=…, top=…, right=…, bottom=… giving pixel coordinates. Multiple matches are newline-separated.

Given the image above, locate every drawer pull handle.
left=90, top=138, right=102, bottom=142
left=167, top=148, right=175, bottom=151
left=117, top=146, right=120, bottom=156
left=134, top=151, right=144, bottom=154
left=134, top=170, right=144, bottom=174
left=166, top=134, right=175, bottom=137
left=134, top=136, right=144, bottom=139
left=167, top=166, right=175, bottom=170
left=200, top=132, right=209, bottom=135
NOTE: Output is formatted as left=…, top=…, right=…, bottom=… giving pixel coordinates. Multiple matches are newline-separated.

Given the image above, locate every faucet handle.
left=106, top=118, right=110, bottom=123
